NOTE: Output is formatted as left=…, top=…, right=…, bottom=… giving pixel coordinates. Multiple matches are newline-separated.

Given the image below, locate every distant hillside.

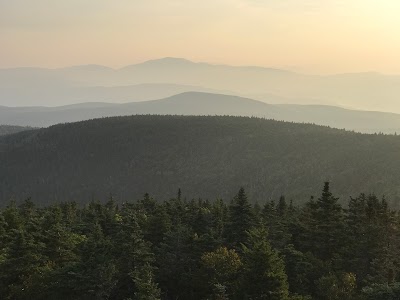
left=2, top=92, right=400, bottom=134
left=1, top=115, right=400, bottom=206
left=0, top=80, right=229, bottom=107
left=0, top=125, right=35, bottom=136
left=3, top=58, right=400, bottom=112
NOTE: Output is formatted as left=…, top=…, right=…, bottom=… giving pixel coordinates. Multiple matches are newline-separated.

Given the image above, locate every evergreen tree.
left=0, top=229, right=48, bottom=299
left=145, top=203, right=171, bottom=247
left=225, top=188, right=255, bottom=249
left=157, top=224, right=200, bottom=299
left=263, top=197, right=292, bottom=251
left=240, top=227, right=290, bottom=300
left=112, top=209, right=158, bottom=300
left=306, top=182, right=344, bottom=261
left=62, top=223, right=118, bottom=299
left=281, top=244, right=326, bottom=297
left=345, top=194, right=370, bottom=284
left=131, top=263, right=161, bottom=300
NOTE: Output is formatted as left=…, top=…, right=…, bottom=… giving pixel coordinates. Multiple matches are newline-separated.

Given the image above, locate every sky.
left=1, top=0, right=400, bottom=74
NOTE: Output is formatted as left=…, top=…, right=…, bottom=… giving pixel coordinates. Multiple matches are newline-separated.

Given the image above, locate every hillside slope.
left=0, top=125, right=35, bottom=136
left=1, top=115, right=400, bottom=206
left=2, top=92, right=400, bottom=134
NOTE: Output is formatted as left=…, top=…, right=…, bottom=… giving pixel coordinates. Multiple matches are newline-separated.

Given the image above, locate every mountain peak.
left=160, top=57, right=193, bottom=63
left=145, top=57, right=194, bottom=64
left=121, top=57, right=196, bottom=70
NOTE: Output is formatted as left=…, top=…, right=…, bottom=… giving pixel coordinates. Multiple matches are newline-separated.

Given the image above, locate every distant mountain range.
left=1, top=92, right=400, bottom=134
left=1, top=115, right=400, bottom=206
left=2, top=57, right=400, bottom=113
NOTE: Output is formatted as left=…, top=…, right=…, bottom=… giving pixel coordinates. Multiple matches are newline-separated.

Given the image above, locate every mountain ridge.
left=2, top=91, right=400, bottom=133
left=4, top=57, right=400, bottom=112
left=7, top=58, right=398, bottom=76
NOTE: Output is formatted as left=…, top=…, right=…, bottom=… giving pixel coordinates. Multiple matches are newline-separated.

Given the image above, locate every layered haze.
left=2, top=58, right=400, bottom=114
left=3, top=0, right=400, bottom=114
left=2, top=2, right=400, bottom=135
left=3, top=92, right=400, bottom=134
left=2, top=0, right=400, bottom=75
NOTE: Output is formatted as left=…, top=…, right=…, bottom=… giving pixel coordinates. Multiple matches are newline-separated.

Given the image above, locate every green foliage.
left=240, top=227, right=290, bottom=300
left=362, top=283, right=400, bottom=299
left=315, top=272, right=358, bottom=300
left=296, top=182, right=344, bottom=263
left=225, top=187, right=255, bottom=249
left=0, top=184, right=400, bottom=299
left=131, top=263, right=161, bottom=300
left=201, top=247, right=242, bottom=297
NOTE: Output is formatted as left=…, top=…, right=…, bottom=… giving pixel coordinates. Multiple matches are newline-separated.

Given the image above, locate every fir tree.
left=240, top=227, right=290, bottom=300
left=225, top=188, right=255, bottom=249
left=312, top=182, right=344, bottom=261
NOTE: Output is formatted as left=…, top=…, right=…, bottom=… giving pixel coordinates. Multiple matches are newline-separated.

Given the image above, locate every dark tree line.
left=0, top=183, right=399, bottom=299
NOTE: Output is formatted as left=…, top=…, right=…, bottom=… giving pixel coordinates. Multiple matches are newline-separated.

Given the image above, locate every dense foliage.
left=0, top=125, right=34, bottom=136
left=1, top=183, right=400, bottom=299
left=1, top=116, right=400, bottom=207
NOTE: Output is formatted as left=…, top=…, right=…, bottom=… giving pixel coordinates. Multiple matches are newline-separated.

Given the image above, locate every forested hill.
left=1, top=115, right=400, bottom=206
left=0, top=125, right=35, bottom=136
left=4, top=91, right=400, bottom=134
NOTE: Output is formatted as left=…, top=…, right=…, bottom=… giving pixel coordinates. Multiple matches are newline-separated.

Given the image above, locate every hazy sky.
left=1, top=0, right=400, bottom=74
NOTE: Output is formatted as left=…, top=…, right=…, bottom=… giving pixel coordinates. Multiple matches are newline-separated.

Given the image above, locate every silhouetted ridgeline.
left=1, top=115, right=400, bottom=206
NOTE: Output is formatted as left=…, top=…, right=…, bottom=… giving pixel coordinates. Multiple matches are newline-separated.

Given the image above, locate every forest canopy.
left=1, top=115, right=400, bottom=207
left=0, top=183, right=399, bottom=299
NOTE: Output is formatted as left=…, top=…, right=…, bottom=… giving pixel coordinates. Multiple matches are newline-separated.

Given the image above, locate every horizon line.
left=0, top=57, right=396, bottom=77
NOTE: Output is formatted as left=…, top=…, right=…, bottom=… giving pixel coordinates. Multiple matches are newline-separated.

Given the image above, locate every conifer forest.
left=1, top=183, right=399, bottom=299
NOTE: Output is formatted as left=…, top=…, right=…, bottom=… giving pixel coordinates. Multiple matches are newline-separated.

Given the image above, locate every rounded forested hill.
left=1, top=115, right=400, bottom=207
